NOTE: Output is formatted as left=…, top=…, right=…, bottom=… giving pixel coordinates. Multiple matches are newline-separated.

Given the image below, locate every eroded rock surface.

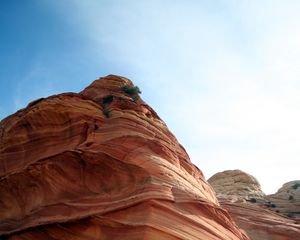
left=208, top=170, right=300, bottom=240
left=266, top=181, right=300, bottom=220
left=208, top=169, right=265, bottom=199
left=0, top=75, right=249, bottom=240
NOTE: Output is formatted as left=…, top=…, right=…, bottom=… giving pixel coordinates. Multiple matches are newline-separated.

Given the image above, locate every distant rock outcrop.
left=266, top=180, right=300, bottom=219
left=208, top=169, right=265, bottom=199
left=0, top=75, right=249, bottom=240
left=208, top=170, right=300, bottom=240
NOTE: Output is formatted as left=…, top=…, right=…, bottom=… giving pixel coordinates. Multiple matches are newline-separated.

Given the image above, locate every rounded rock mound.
left=208, top=169, right=265, bottom=199
left=267, top=180, right=300, bottom=219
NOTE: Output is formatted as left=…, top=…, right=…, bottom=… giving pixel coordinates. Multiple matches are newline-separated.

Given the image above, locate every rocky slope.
left=0, top=75, right=249, bottom=240
left=267, top=180, right=300, bottom=219
left=208, top=170, right=300, bottom=240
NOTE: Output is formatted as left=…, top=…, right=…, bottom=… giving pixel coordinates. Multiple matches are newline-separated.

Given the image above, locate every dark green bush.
left=103, top=95, right=113, bottom=104
left=103, top=109, right=110, bottom=118
left=287, top=212, right=294, bottom=218
left=249, top=198, right=257, bottom=203
left=121, top=85, right=141, bottom=100
left=289, top=195, right=294, bottom=200
left=291, top=182, right=300, bottom=190
left=265, top=201, right=276, bottom=208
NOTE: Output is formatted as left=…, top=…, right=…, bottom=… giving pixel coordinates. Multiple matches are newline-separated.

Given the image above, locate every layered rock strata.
left=220, top=200, right=300, bottom=240
left=208, top=170, right=300, bottom=240
left=0, top=75, right=249, bottom=240
left=208, top=169, right=265, bottom=199
left=266, top=181, right=300, bottom=219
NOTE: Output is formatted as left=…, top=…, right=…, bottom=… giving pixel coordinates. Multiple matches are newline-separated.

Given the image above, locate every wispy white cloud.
left=14, top=63, right=56, bottom=111
left=49, top=0, right=300, bottom=193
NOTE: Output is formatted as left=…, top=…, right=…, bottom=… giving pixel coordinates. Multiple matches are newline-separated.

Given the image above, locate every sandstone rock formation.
left=0, top=75, right=249, bottom=240
left=266, top=181, right=300, bottom=220
left=219, top=200, right=300, bottom=240
left=208, top=170, right=300, bottom=240
left=208, top=170, right=265, bottom=199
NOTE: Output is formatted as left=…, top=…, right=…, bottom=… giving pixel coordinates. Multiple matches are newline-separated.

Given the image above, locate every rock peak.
left=90, top=74, right=134, bottom=89
left=208, top=169, right=265, bottom=199
left=80, top=74, right=135, bottom=101
left=0, top=76, right=249, bottom=240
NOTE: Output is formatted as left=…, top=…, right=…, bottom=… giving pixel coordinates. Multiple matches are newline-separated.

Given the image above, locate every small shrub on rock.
left=103, top=109, right=110, bottom=118
left=122, top=85, right=141, bottom=95
left=121, top=85, right=141, bottom=101
left=271, top=203, right=276, bottom=208
left=291, top=182, right=300, bottom=190
left=289, top=195, right=294, bottom=200
left=265, top=201, right=276, bottom=208
left=249, top=198, right=257, bottom=203
left=103, top=95, right=113, bottom=104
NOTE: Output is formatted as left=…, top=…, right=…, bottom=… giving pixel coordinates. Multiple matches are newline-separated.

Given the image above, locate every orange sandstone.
left=0, top=75, right=249, bottom=240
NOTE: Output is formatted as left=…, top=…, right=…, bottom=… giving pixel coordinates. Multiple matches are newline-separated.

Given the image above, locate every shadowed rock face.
left=0, top=75, right=249, bottom=240
left=208, top=170, right=300, bottom=240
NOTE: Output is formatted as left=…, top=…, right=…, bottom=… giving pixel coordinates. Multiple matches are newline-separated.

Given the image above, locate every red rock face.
left=0, top=75, right=249, bottom=240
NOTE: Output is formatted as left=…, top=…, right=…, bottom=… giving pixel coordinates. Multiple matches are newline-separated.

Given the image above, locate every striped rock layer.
left=0, top=75, right=249, bottom=240
left=208, top=170, right=300, bottom=240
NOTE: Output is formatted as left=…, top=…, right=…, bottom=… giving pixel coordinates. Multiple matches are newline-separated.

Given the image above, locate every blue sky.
left=1, top=0, right=300, bottom=194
